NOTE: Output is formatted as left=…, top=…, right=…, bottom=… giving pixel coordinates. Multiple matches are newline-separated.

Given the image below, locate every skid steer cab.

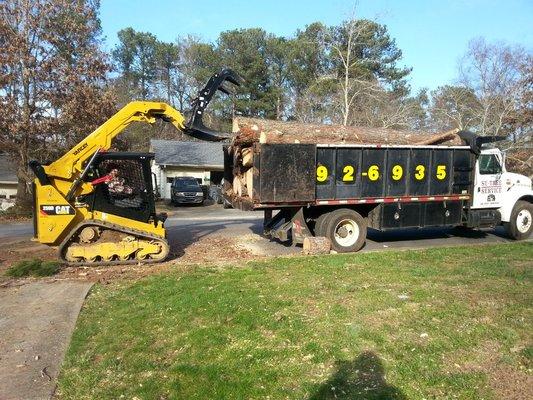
left=30, top=69, right=242, bottom=266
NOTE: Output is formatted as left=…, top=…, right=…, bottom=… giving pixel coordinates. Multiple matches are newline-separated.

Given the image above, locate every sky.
left=99, top=0, right=533, bottom=93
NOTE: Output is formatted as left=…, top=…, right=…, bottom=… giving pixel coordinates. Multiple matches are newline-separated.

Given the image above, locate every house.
left=0, top=153, right=18, bottom=210
left=150, top=140, right=224, bottom=199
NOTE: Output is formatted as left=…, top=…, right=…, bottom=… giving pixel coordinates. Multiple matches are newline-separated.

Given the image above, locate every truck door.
left=472, top=152, right=503, bottom=209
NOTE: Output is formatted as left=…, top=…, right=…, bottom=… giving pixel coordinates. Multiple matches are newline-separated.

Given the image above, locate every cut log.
left=233, top=177, right=244, bottom=197
left=415, top=128, right=460, bottom=145
left=242, top=147, right=254, bottom=167
left=245, top=168, right=254, bottom=196
left=303, top=236, right=331, bottom=255
left=233, top=117, right=463, bottom=146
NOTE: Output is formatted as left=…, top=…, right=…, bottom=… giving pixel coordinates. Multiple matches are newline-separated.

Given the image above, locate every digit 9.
left=391, top=165, right=403, bottom=181
left=316, top=165, right=328, bottom=182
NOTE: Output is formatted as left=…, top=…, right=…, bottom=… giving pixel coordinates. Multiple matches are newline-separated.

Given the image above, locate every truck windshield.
left=479, top=154, right=502, bottom=175
left=173, top=179, right=199, bottom=190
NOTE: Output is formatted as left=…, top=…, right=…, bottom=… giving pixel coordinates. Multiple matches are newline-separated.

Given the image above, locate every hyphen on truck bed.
left=223, top=123, right=533, bottom=253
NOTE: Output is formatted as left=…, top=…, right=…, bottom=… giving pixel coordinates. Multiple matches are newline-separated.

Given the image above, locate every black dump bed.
left=225, top=143, right=476, bottom=208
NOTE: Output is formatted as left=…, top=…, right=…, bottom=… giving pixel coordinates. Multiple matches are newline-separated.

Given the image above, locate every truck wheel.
left=323, top=208, right=367, bottom=253
left=505, top=200, right=533, bottom=240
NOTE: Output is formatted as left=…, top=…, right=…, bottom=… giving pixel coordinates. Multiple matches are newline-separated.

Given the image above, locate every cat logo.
left=40, top=205, right=75, bottom=216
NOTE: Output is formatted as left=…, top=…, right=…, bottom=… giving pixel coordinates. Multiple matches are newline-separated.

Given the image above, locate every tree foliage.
left=429, top=38, right=531, bottom=144
left=2, top=1, right=531, bottom=205
left=0, top=0, right=114, bottom=202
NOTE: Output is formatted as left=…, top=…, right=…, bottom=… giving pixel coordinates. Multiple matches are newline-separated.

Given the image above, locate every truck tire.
left=314, top=212, right=329, bottom=237
left=322, top=208, right=367, bottom=253
left=504, top=200, right=533, bottom=240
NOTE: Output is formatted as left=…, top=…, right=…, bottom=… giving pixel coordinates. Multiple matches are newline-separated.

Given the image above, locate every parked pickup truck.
left=223, top=132, right=532, bottom=252
left=170, top=177, right=204, bottom=205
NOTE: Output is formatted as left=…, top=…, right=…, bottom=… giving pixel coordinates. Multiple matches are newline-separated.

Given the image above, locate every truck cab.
left=472, top=148, right=533, bottom=239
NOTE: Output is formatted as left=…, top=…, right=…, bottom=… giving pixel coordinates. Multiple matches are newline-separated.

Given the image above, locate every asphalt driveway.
left=0, top=204, right=529, bottom=257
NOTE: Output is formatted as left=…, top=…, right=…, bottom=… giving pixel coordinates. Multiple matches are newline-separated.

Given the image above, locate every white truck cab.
left=472, top=147, right=533, bottom=239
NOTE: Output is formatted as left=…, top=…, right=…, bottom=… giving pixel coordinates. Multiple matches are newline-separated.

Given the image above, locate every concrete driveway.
left=0, top=281, right=93, bottom=400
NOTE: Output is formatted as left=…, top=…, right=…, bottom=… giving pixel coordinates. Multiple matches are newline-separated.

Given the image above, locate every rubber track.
left=57, top=219, right=170, bottom=267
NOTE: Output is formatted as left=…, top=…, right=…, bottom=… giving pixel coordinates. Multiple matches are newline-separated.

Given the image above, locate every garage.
left=150, top=140, right=224, bottom=200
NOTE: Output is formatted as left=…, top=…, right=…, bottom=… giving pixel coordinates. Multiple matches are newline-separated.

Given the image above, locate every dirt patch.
left=1, top=234, right=265, bottom=285
left=176, top=235, right=255, bottom=264
left=234, top=234, right=271, bottom=256
left=0, top=215, right=31, bottom=223
left=445, top=341, right=533, bottom=400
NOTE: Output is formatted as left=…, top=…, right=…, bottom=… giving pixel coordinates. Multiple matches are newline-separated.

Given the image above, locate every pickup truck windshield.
left=173, top=179, right=199, bottom=190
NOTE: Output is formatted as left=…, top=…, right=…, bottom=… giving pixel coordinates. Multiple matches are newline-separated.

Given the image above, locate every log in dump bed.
left=224, top=117, right=474, bottom=210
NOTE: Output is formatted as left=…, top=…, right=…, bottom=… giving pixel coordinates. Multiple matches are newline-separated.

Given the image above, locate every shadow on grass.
left=309, top=351, right=405, bottom=400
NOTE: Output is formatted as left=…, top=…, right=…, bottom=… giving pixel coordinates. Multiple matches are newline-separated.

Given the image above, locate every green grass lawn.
left=58, top=243, right=533, bottom=399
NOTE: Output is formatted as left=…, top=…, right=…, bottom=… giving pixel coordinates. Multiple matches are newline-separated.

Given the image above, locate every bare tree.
left=459, top=38, right=529, bottom=138
left=429, top=85, right=482, bottom=131
left=505, top=55, right=533, bottom=143
left=328, top=17, right=380, bottom=126
left=356, top=87, right=428, bottom=130
left=0, top=0, right=114, bottom=204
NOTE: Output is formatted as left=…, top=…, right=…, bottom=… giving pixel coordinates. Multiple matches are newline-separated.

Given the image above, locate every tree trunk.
left=233, top=117, right=463, bottom=146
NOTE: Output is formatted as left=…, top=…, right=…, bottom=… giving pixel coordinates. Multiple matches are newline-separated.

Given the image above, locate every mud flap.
left=263, top=207, right=313, bottom=245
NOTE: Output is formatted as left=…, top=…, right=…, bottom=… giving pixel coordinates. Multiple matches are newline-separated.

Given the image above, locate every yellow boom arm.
left=44, top=101, right=185, bottom=180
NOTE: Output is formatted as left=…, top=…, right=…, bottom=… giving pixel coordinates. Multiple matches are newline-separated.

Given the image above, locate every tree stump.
left=303, top=236, right=331, bottom=255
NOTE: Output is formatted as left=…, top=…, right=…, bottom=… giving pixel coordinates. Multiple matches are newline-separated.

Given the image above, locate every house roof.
left=0, top=153, right=17, bottom=183
left=150, top=140, right=224, bottom=168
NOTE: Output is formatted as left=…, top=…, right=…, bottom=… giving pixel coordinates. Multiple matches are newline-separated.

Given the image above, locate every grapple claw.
left=183, top=68, right=243, bottom=141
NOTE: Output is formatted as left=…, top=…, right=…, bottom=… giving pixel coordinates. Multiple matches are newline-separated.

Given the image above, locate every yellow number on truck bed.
left=316, top=165, right=328, bottom=182
left=342, top=165, right=355, bottom=182
left=415, top=165, right=425, bottom=180
left=392, top=165, right=403, bottom=181
left=436, top=165, right=446, bottom=180
left=368, top=165, right=379, bottom=181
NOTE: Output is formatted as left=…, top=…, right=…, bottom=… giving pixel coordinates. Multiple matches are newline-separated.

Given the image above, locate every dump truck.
left=224, top=132, right=533, bottom=252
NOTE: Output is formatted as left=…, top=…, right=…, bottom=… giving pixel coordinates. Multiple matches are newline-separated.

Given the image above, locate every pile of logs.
left=227, top=117, right=463, bottom=202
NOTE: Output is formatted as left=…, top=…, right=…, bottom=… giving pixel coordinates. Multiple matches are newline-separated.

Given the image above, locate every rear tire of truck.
left=314, top=212, right=329, bottom=237
left=504, top=200, right=533, bottom=240
left=322, top=209, right=367, bottom=253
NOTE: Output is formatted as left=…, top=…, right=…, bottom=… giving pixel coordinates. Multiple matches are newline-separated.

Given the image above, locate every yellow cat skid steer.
left=30, top=69, right=241, bottom=266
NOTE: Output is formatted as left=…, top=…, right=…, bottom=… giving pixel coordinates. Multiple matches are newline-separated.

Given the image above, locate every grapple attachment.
left=183, top=68, right=243, bottom=141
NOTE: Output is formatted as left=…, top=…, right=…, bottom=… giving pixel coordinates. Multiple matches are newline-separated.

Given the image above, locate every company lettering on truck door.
left=473, top=153, right=503, bottom=208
